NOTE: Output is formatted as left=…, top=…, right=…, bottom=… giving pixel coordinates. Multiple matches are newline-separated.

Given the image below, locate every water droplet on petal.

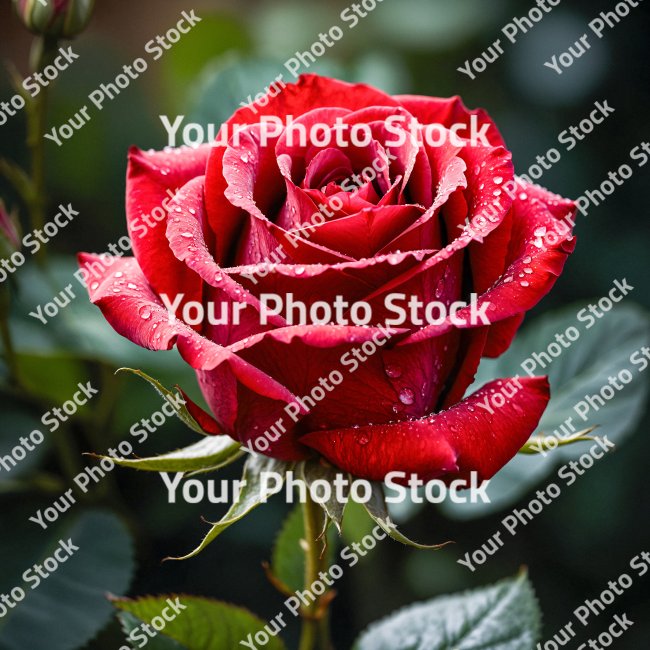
left=467, top=405, right=475, bottom=412
left=399, top=388, right=415, bottom=405
left=189, top=208, right=196, bottom=215
left=114, top=272, right=123, bottom=278
left=435, top=279, right=445, bottom=299
left=494, top=176, right=503, bottom=185
left=524, top=268, right=533, bottom=274
left=493, top=189, right=502, bottom=196
left=385, top=364, right=403, bottom=378
left=519, top=193, right=528, bottom=200
left=523, top=255, right=532, bottom=264
left=534, top=226, right=547, bottom=237
left=90, top=282, right=99, bottom=290
left=503, top=276, right=513, bottom=283
left=520, top=280, right=530, bottom=287
left=181, top=232, right=193, bottom=238
left=139, top=306, right=152, bottom=320
left=127, top=283, right=137, bottom=289
left=295, top=266, right=305, bottom=275
left=241, top=154, right=249, bottom=163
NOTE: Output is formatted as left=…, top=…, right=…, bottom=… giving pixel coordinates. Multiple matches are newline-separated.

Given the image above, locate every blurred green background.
left=1, top=0, right=650, bottom=648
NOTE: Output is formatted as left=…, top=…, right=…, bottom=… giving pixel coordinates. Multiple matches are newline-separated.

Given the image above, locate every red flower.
left=79, top=75, right=576, bottom=484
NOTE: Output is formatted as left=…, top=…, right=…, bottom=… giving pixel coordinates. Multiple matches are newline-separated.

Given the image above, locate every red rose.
left=78, top=75, right=576, bottom=485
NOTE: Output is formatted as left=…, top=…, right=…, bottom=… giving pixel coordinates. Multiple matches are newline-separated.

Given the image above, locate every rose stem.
left=300, top=490, right=333, bottom=650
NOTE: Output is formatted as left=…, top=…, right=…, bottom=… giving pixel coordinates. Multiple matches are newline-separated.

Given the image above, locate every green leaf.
left=119, top=612, right=188, bottom=649
left=0, top=510, right=135, bottom=650
left=96, top=434, right=243, bottom=475
left=441, top=302, right=650, bottom=520
left=112, top=595, right=287, bottom=650
left=363, top=481, right=452, bottom=549
left=301, top=458, right=350, bottom=534
left=168, top=455, right=293, bottom=560
left=116, top=368, right=208, bottom=436
left=352, top=571, right=541, bottom=650
left=271, top=504, right=305, bottom=594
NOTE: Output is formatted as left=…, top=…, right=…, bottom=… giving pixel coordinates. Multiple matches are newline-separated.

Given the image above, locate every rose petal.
left=290, top=204, right=424, bottom=259
left=166, top=175, right=288, bottom=328
left=76, top=253, right=299, bottom=418
left=126, top=145, right=210, bottom=320
left=301, top=376, right=550, bottom=483
left=483, top=313, right=526, bottom=358
left=395, top=94, right=506, bottom=149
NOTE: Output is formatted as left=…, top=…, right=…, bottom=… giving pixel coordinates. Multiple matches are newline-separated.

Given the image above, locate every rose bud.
left=12, top=0, right=94, bottom=38
left=0, top=199, right=21, bottom=258
left=78, top=75, right=577, bottom=485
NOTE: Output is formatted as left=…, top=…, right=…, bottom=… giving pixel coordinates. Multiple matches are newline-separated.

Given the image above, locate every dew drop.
left=494, top=176, right=503, bottom=185
left=534, top=226, right=547, bottom=237
left=524, top=268, right=533, bottom=274
left=393, top=403, right=405, bottom=413
left=127, top=283, right=137, bottom=289
left=523, top=255, right=532, bottom=264
left=181, top=232, right=193, bottom=238
left=114, top=272, right=123, bottom=278
left=241, top=154, right=249, bottom=163
left=519, top=193, right=528, bottom=200
left=503, top=276, right=513, bottom=283
left=189, top=208, right=196, bottom=215
left=175, top=207, right=182, bottom=213
left=139, top=306, right=152, bottom=320
left=295, top=266, right=305, bottom=275
left=493, top=189, right=502, bottom=196
left=90, top=282, right=99, bottom=290
left=520, top=280, right=530, bottom=287
left=467, top=405, right=475, bottom=412
left=399, top=388, right=415, bottom=405
left=435, top=279, right=445, bottom=299
left=385, top=364, right=403, bottom=378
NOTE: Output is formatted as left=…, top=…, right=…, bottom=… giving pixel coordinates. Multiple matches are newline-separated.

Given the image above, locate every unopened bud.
left=12, top=0, right=94, bottom=38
